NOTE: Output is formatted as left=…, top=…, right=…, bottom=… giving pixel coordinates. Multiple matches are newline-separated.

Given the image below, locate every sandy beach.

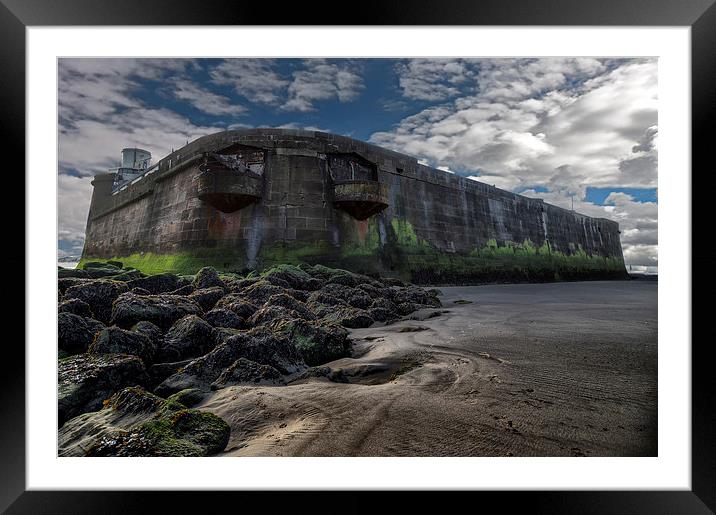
left=197, top=280, right=657, bottom=457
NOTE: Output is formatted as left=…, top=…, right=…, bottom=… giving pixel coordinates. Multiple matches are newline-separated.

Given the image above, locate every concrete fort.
left=81, top=128, right=627, bottom=284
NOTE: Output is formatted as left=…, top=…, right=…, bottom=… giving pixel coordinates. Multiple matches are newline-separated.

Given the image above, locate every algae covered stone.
left=110, top=293, right=203, bottom=330
left=58, top=312, right=105, bottom=355
left=59, top=386, right=230, bottom=457
left=58, top=353, right=149, bottom=427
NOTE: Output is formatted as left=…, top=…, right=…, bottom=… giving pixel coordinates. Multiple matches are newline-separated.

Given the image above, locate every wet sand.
left=198, top=280, right=657, bottom=457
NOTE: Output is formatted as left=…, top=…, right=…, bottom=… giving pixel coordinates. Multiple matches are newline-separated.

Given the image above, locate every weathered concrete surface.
left=82, top=129, right=626, bottom=283
left=199, top=280, right=657, bottom=457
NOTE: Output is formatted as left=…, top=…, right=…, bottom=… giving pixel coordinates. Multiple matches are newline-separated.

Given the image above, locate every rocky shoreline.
left=58, top=261, right=441, bottom=456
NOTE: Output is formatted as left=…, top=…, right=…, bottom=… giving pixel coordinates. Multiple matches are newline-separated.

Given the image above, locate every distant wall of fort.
left=81, top=129, right=626, bottom=284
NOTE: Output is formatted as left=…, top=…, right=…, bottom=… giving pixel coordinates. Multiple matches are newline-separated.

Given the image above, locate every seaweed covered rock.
left=158, top=315, right=215, bottom=362
left=347, top=291, right=372, bottom=310
left=188, top=286, right=226, bottom=311
left=64, top=280, right=129, bottom=324
left=58, top=312, right=105, bottom=355
left=58, top=387, right=230, bottom=457
left=58, top=354, right=149, bottom=427
left=204, top=308, right=244, bottom=329
left=251, top=293, right=316, bottom=324
left=127, top=273, right=184, bottom=295
left=262, top=264, right=319, bottom=291
left=278, top=318, right=351, bottom=366
left=88, top=327, right=156, bottom=364
left=307, top=290, right=348, bottom=308
left=213, top=295, right=258, bottom=319
left=109, top=269, right=144, bottom=282
left=156, top=328, right=305, bottom=396
left=210, top=358, right=285, bottom=389
left=169, top=284, right=195, bottom=296
left=321, top=306, right=374, bottom=329
left=238, top=279, right=307, bottom=304
left=193, top=267, right=226, bottom=291
left=147, top=359, right=194, bottom=388
left=389, top=285, right=442, bottom=308
left=58, top=298, right=94, bottom=319
left=110, top=293, right=202, bottom=330
left=58, top=277, right=90, bottom=295
left=81, top=261, right=125, bottom=279
left=58, top=268, right=90, bottom=279
left=367, top=306, right=398, bottom=324
left=131, top=320, right=163, bottom=342
left=167, top=388, right=208, bottom=408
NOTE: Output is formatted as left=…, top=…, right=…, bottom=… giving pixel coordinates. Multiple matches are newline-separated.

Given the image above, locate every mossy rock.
left=59, top=387, right=231, bottom=457
left=167, top=388, right=208, bottom=408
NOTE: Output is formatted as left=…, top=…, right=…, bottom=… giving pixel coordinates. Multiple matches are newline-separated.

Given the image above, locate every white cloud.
left=57, top=174, right=95, bottom=254
left=373, top=58, right=658, bottom=268
left=209, top=59, right=289, bottom=105
left=171, top=79, right=246, bottom=116
left=58, top=58, right=226, bottom=175
left=283, top=60, right=364, bottom=112
left=395, top=59, right=476, bottom=101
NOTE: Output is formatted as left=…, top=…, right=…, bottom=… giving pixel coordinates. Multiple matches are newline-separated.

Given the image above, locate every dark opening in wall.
left=328, top=153, right=377, bottom=182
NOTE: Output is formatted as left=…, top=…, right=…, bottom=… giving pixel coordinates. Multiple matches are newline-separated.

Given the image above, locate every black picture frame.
left=2, top=1, right=712, bottom=512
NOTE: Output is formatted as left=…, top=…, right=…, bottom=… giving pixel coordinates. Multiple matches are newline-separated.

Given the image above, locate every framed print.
left=2, top=0, right=714, bottom=512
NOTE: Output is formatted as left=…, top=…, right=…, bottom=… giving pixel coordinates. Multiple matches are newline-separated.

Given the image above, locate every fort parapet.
left=81, top=128, right=627, bottom=284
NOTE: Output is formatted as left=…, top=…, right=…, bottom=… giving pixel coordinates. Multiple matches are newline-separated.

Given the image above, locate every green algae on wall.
left=78, top=217, right=625, bottom=284
left=78, top=247, right=250, bottom=275
left=369, top=218, right=626, bottom=284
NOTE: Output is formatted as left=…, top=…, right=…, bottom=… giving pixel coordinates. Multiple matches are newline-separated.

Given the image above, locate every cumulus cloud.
left=395, top=59, right=477, bottom=101
left=57, top=174, right=95, bottom=256
left=171, top=79, right=246, bottom=116
left=59, top=58, right=223, bottom=176
left=58, top=58, right=226, bottom=254
left=372, top=57, right=658, bottom=269
left=283, top=60, right=364, bottom=112
left=209, top=59, right=289, bottom=105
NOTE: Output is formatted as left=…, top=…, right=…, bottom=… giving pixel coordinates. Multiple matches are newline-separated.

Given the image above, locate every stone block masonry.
left=81, top=129, right=627, bottom=284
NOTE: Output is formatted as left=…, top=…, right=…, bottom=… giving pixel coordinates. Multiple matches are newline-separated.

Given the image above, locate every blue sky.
left=58, top=58, right=658, bottom=270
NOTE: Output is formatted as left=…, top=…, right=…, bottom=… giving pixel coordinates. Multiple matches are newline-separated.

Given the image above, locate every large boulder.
left=251, top=293, right=316, bottom=324
left=321, top=306, right=374, bottom=329
left=109, top=269, right=144, bottom=282
left=213, top=295, right=258, bottom=319
left=58, top=298, right=94, bottom=319
left=127, top=273, right=184, bottom=295
left=262, top=264, right=319, bottom=291
left=58, top=386, right=230, bottom=457
left=169, top=284, right=195, bottom=296
left=306, top=290, right=348, bottom=309
left=58, top=268, right=90, bottom=279
left=58, top=277, right=90, bottom=295
left=64, top=280, right=129, bottom=324
left=236, top=279, right=285, bottom=305
left=279, top=318, right=351, bottom=366
left=58, top=312, right=105, bottom=354
left=210, top=358, right=285, bottom=389
left=204, top=308, right=245, bottom=329
left=88, top=327, right=157, bottom=364
left=188, top=287, right=226, bottom=311
left=389, top=285, right=442, bottom=308
left=58, top=354, right=148, bottom=427
left=110, top=293, right=202, bottom=330
left=131, top=320, right=163, bottom=342
left=156, top=328, right=305, bottom=396
left=193, top=267, right=226, bottom=291
left=147, top=359, right=194, bottom=388
left=158, top=315, right=215, bottom=362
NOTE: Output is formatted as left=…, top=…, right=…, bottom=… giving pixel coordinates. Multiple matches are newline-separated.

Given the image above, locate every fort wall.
left=81, top=129, right=626, bottom=283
